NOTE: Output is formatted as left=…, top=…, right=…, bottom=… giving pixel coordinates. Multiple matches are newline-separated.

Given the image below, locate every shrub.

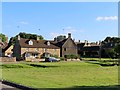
left=65, top=54, right=78, bottom=59
left=59, top=57, right=65, bottom=61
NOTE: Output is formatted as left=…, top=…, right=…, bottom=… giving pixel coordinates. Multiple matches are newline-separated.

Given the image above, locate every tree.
left=0, top=33, right=7, bottom=42
left=106, top=48, right=116, bottom=59
left=9, top=32, right=44, bottom=44
left=54, top=35, right=66, bottom=42
left=114, top=43, right=120, bottom=58
left=104, top=37, right=120, bottom=43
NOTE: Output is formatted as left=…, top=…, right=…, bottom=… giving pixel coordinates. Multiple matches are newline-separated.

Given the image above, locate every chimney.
left=37, top=36, right=39, bottom=41
left=84, top=40, right=88, bottom=46
left=96, top=41, right=98, bottom=45
left=68, top=33, right=71, bottom=38
left=18, top=35, right=20, bottom=40
left=54, top=37, right=57, bottom=42
left=73, top=39, right=75, bottom=41
left=99, top=40, right=101, bottom=45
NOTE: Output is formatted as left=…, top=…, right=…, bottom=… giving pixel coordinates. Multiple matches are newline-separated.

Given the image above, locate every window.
left=29, top=40, right=33, bottom=45
left=25, top=53, right=31, bottom=57
left=47, top=41, right=50, bottom=46
left=64, top=48, right=66, bottom=51
left=45, top=48, right=48, bottom=52
left=54, top=49, right=56, bottom=54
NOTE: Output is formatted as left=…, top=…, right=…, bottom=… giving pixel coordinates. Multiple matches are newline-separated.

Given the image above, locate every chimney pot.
left=54, top=37, right=57, bottom=42
left=18, top=35, right=20, bottom=40
left=68, top=33, right=71, bottom=38
left=37, top=36, right=39, bottom=41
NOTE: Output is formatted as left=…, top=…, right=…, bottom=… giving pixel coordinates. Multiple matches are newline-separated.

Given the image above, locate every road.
left=0, top=83, right=19, bottom=90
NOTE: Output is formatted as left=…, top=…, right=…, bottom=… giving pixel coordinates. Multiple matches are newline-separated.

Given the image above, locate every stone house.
left=2, top=44, right=14, bottom=57
left=13, top=36, right=60, bottom=61
left=2, top=33, right=78, bottom=61
left=52, top=33, right=78, bottom=57
left=0, top=40, right=8, bottom=57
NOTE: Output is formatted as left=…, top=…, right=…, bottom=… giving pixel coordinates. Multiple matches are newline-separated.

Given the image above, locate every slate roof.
left=2, top=43, right=12, bottom=52
left=49, top=38, right=68, bottom=48
left=18, top=38, right=60, bottom=49
left=82, top=46, right=100, bottom=51
left=0, top=42, right=8, bottom=49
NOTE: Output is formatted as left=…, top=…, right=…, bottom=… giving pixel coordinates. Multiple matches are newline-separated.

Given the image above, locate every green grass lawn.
left=2, top=61, right=118, bottom=88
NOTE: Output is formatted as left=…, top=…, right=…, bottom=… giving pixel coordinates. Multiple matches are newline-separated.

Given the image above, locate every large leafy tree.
left=9, top=32, right=44, bottom=44
left=0, top=33, right=7, bottom=42
left=101, top=37, right=120, bottom=58
left=55, top=35, right=66, bottom=42
left=114, top=43, right=120, bottom=58
left=103, top=37, right=120, bottom=43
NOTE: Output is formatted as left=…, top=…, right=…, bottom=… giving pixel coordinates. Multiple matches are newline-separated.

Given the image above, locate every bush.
left=65, top=54, right=78, bottom=59
left=59, top=57, right=65, bottom=61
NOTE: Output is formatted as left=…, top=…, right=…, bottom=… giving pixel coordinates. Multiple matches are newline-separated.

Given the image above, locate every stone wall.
left=0, top=57, right=16, bottom=62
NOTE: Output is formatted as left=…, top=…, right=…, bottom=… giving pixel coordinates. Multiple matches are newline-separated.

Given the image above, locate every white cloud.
left=19, top=21, right=29, bottom=25
left=96, top=16, right=118, bottom=21
left=63, top=26, right=77, bottom=33
left=50, top=33, right=60, bottom=37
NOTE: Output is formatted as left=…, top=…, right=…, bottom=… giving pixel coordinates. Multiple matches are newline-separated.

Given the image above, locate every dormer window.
left=29, top=40, right=33, bottom=45
left=47, top=41, right=50, bottom=46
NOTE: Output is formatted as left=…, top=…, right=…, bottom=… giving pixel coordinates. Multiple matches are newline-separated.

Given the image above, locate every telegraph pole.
left=99, top=41, right=102, bottom=60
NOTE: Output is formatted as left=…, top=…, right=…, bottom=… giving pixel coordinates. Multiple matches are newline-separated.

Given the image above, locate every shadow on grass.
left=63, top=85, right=120, bottom=90
left=1, top=64, right=32, bottom=68
left=27, top=64, right=59, bottom=68
left=38, top=85, right=120, bottom=90
left=1, top=63, right=59, bottom=69
left=83, top=60, right=119, bottom=67
left=2, top=80, right=120, bottom=90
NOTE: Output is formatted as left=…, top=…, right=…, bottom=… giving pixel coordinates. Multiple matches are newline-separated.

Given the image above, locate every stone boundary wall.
left=0, top=57, right=16, bottom=62
left=25, top=58, right=45, bottom=62
left=66, top=59, right=80, bottom=61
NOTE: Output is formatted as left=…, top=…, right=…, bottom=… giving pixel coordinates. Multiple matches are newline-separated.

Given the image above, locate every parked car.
left=45, top=57, right=60, bottom=62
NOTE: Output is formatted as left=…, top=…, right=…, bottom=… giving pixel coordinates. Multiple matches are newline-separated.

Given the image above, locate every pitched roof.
left=54, top=38, right=68, bottom=47
left=0, top=42, right=8, bottom=49
left=82, top=46, right=100, bottom=51
left=18, top=38, right=60, bottom=49
left=2, top=43, right=13, bottom=52
left=52, top=37, right=77, bottom=48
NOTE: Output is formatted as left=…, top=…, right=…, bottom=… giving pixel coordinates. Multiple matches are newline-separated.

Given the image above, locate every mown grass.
left=2, top=61, right=119, bottom=88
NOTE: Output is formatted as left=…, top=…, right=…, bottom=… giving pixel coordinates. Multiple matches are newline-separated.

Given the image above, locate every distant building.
left=76, top=40, right=101, bottom=58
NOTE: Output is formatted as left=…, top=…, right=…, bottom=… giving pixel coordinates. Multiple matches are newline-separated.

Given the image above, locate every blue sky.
left=2, top=2, right=118, bottom=42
